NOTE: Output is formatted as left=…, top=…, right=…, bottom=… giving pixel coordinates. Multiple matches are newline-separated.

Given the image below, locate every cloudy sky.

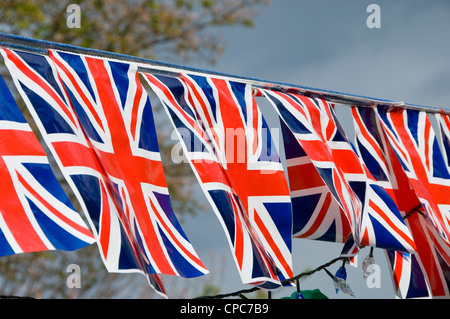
left=167, top=0, right=450, bottom=299
left=211, top=0, right=450, bottom=108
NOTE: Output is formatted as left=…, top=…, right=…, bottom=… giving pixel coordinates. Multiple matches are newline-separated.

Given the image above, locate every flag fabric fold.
left=143, top=72, right=293, bottom=289
left=259, top=89, right=415, bottom=253
left=352, top=105, right=449, bottom=298
left=1, top=48, right=208, bottom=297
left=0, top=70, right=95, bottom=256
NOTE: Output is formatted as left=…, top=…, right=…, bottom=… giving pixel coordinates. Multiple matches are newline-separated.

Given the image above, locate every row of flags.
left=0, top=47, right=448, bottom=298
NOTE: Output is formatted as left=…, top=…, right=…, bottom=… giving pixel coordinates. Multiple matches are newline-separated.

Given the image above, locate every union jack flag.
left=376, top=106, right=450, bottom=245
left=0, top=70, right=94, bottom=256
left=143, top=73, right=293, bottom=288
left=279, top=116, right=351, bottom=243
left=2, top=48, right=208, bottom=297
left=259, top=89, right=360, bottom=245
left=260, top=89, right=415, bottom=253
left=352, top=105, right=449, bottom=298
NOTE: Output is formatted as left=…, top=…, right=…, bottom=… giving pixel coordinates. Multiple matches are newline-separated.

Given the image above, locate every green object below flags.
left=301, top=289, right=328, bottom=299
left=281, top=289, right=328, bottom=299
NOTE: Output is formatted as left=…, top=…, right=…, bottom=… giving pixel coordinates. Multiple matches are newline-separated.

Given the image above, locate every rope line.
left=403, top=204, right=425, bottom=220
left=195, top=256, right=348, bottom=299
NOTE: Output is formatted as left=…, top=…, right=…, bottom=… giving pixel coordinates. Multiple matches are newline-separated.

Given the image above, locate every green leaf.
left=301, top=289, right=328, bottom=299
left=281, top=289, right=328, bottom=299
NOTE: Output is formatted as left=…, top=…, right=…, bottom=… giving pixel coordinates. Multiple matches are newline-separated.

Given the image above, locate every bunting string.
left=196, top=255, right=349, bottom=299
